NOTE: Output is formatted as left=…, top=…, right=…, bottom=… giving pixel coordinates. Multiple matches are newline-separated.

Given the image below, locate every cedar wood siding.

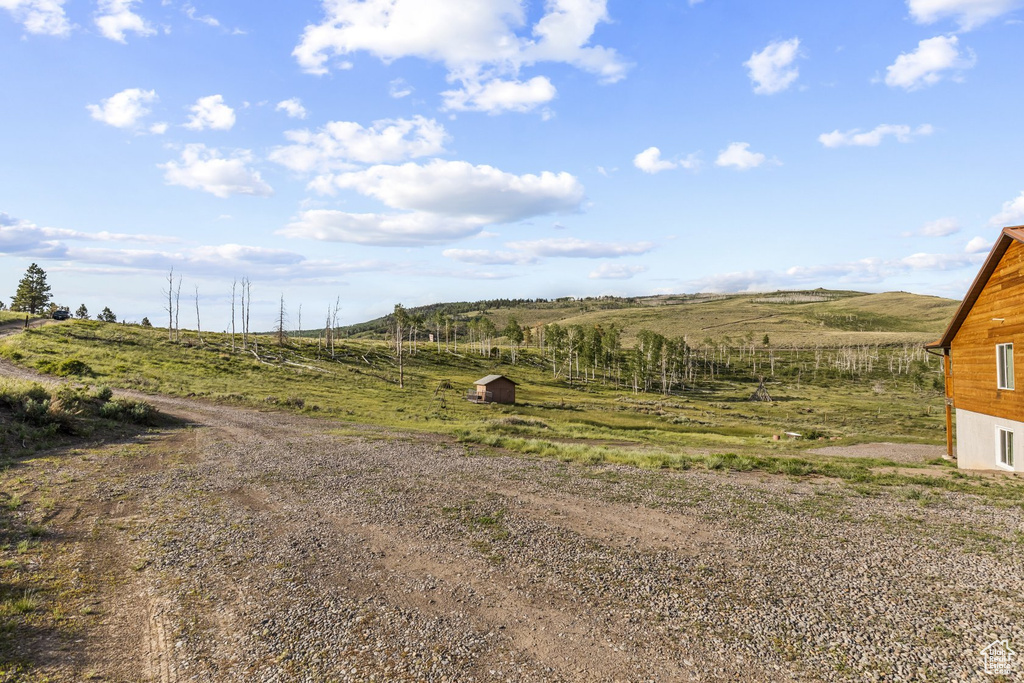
left=949, top=240, right=1024, bottom=421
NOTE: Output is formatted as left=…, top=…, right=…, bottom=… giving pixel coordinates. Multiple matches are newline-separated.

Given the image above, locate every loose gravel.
left=6, top=374, right=1023, bottom=681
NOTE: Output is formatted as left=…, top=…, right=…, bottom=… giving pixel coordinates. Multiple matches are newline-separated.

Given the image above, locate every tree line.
left=3, top=263, right=137, bottom=324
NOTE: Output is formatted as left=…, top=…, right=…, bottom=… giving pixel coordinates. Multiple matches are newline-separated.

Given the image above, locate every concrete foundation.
left=955, top=407, right=1024, bottom=471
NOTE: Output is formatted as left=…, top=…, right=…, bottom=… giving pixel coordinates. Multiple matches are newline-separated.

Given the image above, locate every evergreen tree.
left=141, top=317, right=152, bottom=327
left=10, top=263, right=51, bottom=313
left=75, top=304, right=89, bottom=319
left=97, top=307, right=117, bottom=322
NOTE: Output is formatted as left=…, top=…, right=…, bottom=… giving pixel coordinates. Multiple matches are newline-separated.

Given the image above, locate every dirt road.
left=2, top=360, right=1022, bottom=681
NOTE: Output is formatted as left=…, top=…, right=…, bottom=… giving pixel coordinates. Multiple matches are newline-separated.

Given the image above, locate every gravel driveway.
left=3, top=361, right=1022, bottom=681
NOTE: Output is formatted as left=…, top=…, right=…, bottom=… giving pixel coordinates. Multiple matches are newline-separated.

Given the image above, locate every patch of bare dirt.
left=808, top=441, right=946, bottom=464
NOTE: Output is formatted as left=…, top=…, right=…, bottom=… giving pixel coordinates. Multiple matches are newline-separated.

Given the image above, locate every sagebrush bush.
left=99, top=398, right=156, bottom=424
left=35, top=358, right=92, bottom=377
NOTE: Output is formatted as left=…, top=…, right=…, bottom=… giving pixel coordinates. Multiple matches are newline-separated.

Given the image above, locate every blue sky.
left=2, top=0, right=1024, bottom=329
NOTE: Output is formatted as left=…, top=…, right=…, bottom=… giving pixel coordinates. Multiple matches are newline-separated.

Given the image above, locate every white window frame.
left=997, top=343, right=1014, bottom=390
left=996, top=426, right=1014, bottom=470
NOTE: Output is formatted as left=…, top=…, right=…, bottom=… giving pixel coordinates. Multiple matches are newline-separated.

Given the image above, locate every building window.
left=997, top=343, right=1014, bottom=390
left=998, top=427, right=1014, bottom=469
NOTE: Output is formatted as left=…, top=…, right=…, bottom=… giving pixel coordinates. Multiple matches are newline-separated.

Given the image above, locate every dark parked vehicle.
left=51, top=309, right=71, bottom=320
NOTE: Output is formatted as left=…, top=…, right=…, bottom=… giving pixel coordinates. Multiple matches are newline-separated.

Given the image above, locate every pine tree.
left=75, top=304, right=89, bottom=319
left=10, top=263, right=51, bottom=313
left=97, top=307, right=117, bottom=323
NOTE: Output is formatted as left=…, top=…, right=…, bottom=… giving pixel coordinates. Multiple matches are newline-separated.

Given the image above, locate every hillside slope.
left=338, top=290, right=960, bottom=347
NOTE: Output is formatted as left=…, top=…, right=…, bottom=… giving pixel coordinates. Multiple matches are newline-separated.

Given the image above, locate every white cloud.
left=269, top=116, right=449, bottom=174
left=323, top=160, right=584, bottom=222
left=503, top=237, right=653, bottom=258
left=785, top=252, right=978, bottom=283
left=907, top=0, right=1022, bottom=30
left=634, top=147, right=676, bottom=174
left=183, top=2, right=219, bottom=27
left=990, top=190, right=1024, bottom=226
left=442, top=248, right=537, bottom=265
left=286, top=160, right=585, bottom=246
left=884, top=35, right=975, bottom=91
left=682, top=245, right=988, bottom=293
left=442, top=76, right=556, bottom=114
left=0, top=0, right=71, bottom=36
left=684, top=270, right=778, bottom=293
left=86, top=88, right=157, bottom=129
left=160, top=144, right=273, bottom=198
left=918, top=217, right=961, bottom=237
left=898, top=252, right=975, bottom=270
left=745, top=38, right=801, bottom=95
left=293, top=0, right=628, bottom=114
left=281, top=210, right=487, bottom=247
left=441, top=239, right=653, bottom=266
left=389, top=78, right=413, bottom=99
left=276, top=98, right=307, bottom=119
left=0, top=211, right=177, bottom=258
left=965, top=236, right=993, bottom=253
left=0, top=213, right=394, bottom=282
left=185, top=94, right=236, bottom=131
left=715, top=142, right=769, bottom=170
left=589, top=263, right=647, bottom=279
left=95, top=0, right=155, bottom=42
left=149, top=121, right=169, bottom=135
left=818, top=123, right=934, bottom=148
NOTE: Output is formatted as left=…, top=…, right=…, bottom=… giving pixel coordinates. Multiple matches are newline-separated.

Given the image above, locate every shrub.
left=0, top=382, right=49, bottom=410
left=53, top=384, right=92, bottom=414
left=58, top=359, right=92, bottom=376
left=99, top=398, right=156, bottom=424
left=36, top=358, right=92, bottom=377
left=21, top=398, right=52, bottom=425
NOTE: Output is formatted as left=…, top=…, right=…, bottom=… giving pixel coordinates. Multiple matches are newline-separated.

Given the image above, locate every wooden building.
left=926, top=225, right=1024, bottom=471
left=467, top=375, right=517, bottom=405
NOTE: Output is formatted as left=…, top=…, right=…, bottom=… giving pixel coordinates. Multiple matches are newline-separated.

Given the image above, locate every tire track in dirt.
left=144, top=599, right=178, bottom=683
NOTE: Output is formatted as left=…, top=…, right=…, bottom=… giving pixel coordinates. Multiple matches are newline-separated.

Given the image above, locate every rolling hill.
left=335, top=289, right=960, bottom=347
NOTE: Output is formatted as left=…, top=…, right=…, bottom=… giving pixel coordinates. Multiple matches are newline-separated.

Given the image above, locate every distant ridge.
left=332, top=289, right=960, bottom=348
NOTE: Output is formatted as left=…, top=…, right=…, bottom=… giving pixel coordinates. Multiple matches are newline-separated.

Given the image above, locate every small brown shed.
left=468, top=375, right=517, bottom=405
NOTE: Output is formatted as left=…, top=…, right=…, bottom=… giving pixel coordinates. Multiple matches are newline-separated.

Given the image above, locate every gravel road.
left=3, top=360, right=1022, bottom=681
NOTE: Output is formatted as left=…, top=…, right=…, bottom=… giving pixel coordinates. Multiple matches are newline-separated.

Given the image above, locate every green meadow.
left=0, top=289, right=966, bottom=485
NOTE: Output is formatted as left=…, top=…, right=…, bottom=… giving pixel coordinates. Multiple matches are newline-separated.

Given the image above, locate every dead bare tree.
left=245, top=278, right=254, bottom=354
left=276, top=293, right=287, bottom=345
left=331, top=297, right=340, bottom=358
left=173, top=274, right=182, bottom=342
left=239, top=277, right=253, bottom=351
left=393, top=303, right=408, bottom=388
left=194, top=285, right=203, bottom=346
left=163, top=268, right=175, bottom=341
left=231, top=279, right=237, bottom=352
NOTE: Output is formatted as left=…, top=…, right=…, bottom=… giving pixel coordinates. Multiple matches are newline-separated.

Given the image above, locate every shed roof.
left=926, top=225, right=1024, bottom=350
left=473, top=374, right=517, bottom=386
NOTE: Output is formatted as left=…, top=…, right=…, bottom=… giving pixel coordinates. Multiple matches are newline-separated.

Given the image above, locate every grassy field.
left=0, top=305, right=955, bottom=485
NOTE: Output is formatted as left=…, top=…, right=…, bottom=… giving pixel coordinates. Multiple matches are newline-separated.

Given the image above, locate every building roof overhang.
left=926, top=225, right=1024, bottom=350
